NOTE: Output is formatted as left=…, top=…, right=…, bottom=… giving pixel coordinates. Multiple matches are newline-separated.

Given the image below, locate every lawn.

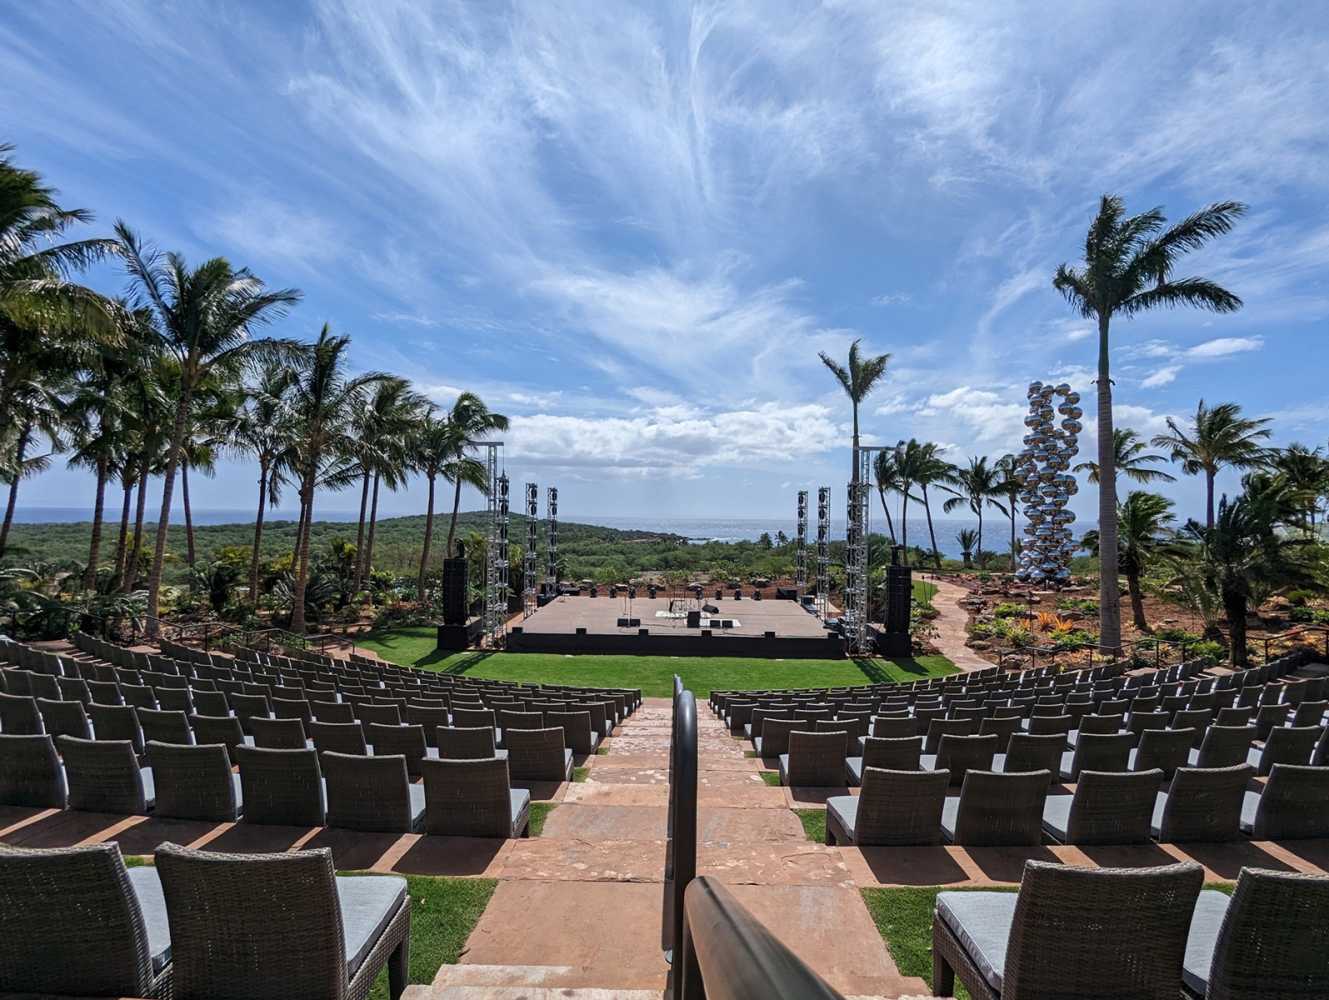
left=353, top=628, right=955, bottom=697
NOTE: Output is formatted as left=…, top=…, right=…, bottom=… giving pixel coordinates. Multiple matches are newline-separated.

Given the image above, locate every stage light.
left=795, top=490, right=808, bottom=589
left=524, top=482, right=538, bottom=618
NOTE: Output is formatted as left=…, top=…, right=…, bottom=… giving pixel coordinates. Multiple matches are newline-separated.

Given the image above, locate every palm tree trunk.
left=875, top=487, right=896, bottom=544
left=417, top=472, right=436, bottom=601
left=0, top=421, right=31, bottom=560
left=977, top=508, right=984, bottom=565
left=1205, top=470, right=1216, bottom=530
left=1224, top=589, right=1248, bottom=667
left=445, top=476, right=464, bottom=558
left=111, top=475, right=132, bottom=589
left=353, top=470, right=370, bottom=590
left=363, top=471, right=381, bottom=588
left=145, top=381, right=194, bottom=635
left=249, top=460, right=269, bottom=608
left=922, top=485, right=941, bottom=569
left=1095, top=312, right=1122, bottom=652
left=900, top=489, right=909, bottom=565
left=123, top=461, right=149, bottom=593
left=181, top=460, right=197, bottom=567
left=291, top=472, right=315, bottom=634
left=1127, top=569, right=1149, bottom=632
left=83, top=454, right=109, bottom=591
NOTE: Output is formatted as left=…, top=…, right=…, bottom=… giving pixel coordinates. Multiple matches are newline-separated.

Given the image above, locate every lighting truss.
left=475, top=441, right=506, bottom=648
left=843, top=448, right=883, bottom=656
left=524, top=482, right=538, bottom=618
left=816, top=486, right=830, bottom=619
left=546, top=486, right=559, bottom=594
left=794, top=490, right=808, bottom=589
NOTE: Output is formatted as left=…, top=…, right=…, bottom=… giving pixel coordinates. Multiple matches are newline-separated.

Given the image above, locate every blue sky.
left=6, top=1, right=1329, bottom=526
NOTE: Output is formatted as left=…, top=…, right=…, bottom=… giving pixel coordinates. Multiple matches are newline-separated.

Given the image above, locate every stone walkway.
left=920, top=577, right=992, bottom=673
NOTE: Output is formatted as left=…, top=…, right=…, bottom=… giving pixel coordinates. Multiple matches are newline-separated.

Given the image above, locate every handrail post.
left=664, top=682, right=698, bottom=1000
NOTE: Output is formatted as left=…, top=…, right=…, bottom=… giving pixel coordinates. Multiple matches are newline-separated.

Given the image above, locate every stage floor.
left=517, top=595, right=831, bottom=639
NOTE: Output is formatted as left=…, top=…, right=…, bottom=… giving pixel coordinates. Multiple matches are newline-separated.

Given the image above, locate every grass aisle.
left=355, top=627, right=955, bottom=697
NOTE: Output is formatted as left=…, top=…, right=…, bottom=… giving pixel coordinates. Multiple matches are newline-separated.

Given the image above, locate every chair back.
left=952, top=770, right=1050, bottom=846
left=1078, top=713, right=1124, bottom=736
left=757, top=717, right=800, bottom=757
left=322, top=752, right=415, bottom=833
left=547, top=710, right=596, bottom=752
left=1064, top=769, right=1163, bottom=845
left=785, top=730, right=848, bottom=786
left=148, top=741, right=239, bottom=821
left=1001, top=861, right=1203, bottom=1000
left=249, top=715, right=308, bottom=750
left=1206, top=867, right=1329, bottom=998
left=1134, top=728, right=1194, bottom=778
left=1067, top=732, right=1133, bottom=780
left=367, top=723, right=428, bottom=776
left=1249, top=764, right=1329, bottom=839
left=59, top=736, right=150, bottom=814
left=452, top=706, right=496, bottom=730
left=155, top=843, right=348, bottom=1000
left=861, top=735, right=922, bottom=771
left=924, top=718, right=976, bottom=754
left=354, top=702, right=402, bottom=727
left=234, top=745, right=325, bottom=826
left=505, top=726, right=569, bottom=781
left=35, top=697, right=92, bottom=740
left=1003, top=733, right=1064, bottom=782
left=934, top=733, right=998, bottom=786
left=0, top=692, right=43, bottom=735
left=309, top=720, right=368, bottom=757
left=437, top=725, right=498, bottom=759
left=421, top=756, right=515, bottom=838
left=1254, top=725, right=1321, bottom=776
left=0, top=843, right=156, bottom=997
left=1155, top=764, right=1251, bottom=843
left=1026, top=714, right=1072, bottom=737
left=311, top=699, right=355, bottom=723
left=0, top=733, right=66, bottom=807
left=855, top=767, right=949, bottom=846
left=871, top=714, right=917, bottom=739
left=89, top=703, right=143, bottom=753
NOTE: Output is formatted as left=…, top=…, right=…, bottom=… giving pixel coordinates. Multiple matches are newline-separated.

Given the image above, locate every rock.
left=967, top=640, right=991, bottom=650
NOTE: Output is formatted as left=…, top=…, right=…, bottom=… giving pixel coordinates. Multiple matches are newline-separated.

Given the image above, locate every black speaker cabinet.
left=686, top=610, right=701, bottom=629
left=441, top=558, right=468, bottom=626
left=885, top=564, right=913, bottom=635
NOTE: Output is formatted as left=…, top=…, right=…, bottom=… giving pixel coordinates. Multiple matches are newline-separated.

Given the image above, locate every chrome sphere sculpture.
left=1015, top=381, right=1081, bottom=587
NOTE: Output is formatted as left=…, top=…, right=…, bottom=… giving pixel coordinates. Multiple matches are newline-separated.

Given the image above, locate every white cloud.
left=1184, top=336, right=1264, bottom=359
left=1141, top=365, right=1182, bottom=389
left=871, top=292, right=912, bottom=306
left=205, top=197, right=341, bottom=270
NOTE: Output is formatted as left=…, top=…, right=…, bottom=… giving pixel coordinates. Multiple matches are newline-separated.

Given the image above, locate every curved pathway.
left=920, top=577, right=993, bottom=673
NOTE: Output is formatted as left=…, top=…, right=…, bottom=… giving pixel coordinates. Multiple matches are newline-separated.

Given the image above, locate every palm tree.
left=233, top=360, right=300, bottom=607
left=1072, top=428, right=1176, bottom=486
left=351, top=378, right=428, bottom=592
left=1053, top=195, right=1246, bottom=651
left=818, top=339, right=890, bottom=481
left=871, top=449, right=898, bottom=544
left=941, top=456, right=1007, bottom=565
left=956, top=527, right=978, bottom=569
left=897, top=440, right=952, bottom=568
left=0, top=360, right=68, bottom=559
left=440, top=392, right=509, bottom=559
left=995, top=454, right=1025, bottom=571
left=115, top=222, right=301, bottom=634
left=1082, top=491, right=1180, bottom=632
left=1173, top=480, right=1313, bottom=666
left=410, top=412, right=479, bottom=602
left=1151, top=399, right=1272, bottom=530
left=1270, top=444, right=1327, bottom=534
left=286, top=325, right=385, bottom=634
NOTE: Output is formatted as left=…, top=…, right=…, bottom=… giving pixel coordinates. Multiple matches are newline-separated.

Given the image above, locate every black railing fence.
left=663, top=676, right=697, bottom=986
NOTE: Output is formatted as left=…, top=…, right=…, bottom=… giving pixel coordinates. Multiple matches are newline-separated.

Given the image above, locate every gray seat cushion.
left=408, top=783, right=426, bottom=828
left=510, top=788, right=531, bottom=836
left=336, top=874, right=408, bottom=976
left=562, top=748, right=574, bottom=778
left=845, top=757, right=863, bottom=785
left=935, top=890, right=1017, bottom=991
left=141, top=766, right=156, bottom=811
left=1042, top=794, right=1073, bottom=840
left=919, top=754, right=938, bottom=770
left=1240, top=789, right=1260, bottom=834
left=827, top=795, right=857, bottom=840
left=1246, top=747, right=1263, bottom=769
left=1150, top=791, right=1167, bottom=839
left=1182, top=891, right=1232, bottom=995
left=752, top=736, right=764, bottom=756
left=127, top=865, right=172, bottom=973
left=1058, top=750, right=1076, bottom=781
left=233, top=772, right=244, bottom=815
left=940, top=795, right=960, bottom=841
left=777, top=753, right=790, bottom=785
left=991, top=752, right=1007, bottom=772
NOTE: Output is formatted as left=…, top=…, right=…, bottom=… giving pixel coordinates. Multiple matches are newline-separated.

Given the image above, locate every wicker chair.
left=846, top=735, right=922, bottom=785
left=1042, top=769, right=1163, bottom=845
left=309, top=719, right=369, bottom=757
left=1025, top=713, right=1072, bottom=738
left=932, top=860, right=1204, bottom=1000
left=367, top=723, right=432, bottom=777
left=505, top=727, right=573, bottom=782
left=547, top=710, right=600, bottom=754
left=59, top=736, right=154, bottom=814
left=271, top=696, right=313, bottom=723
left=871, top=714, right=918, bottom=739
left=0, top=733, right=66, bottom=807
left=979, top=716, right=1023, bottom=744
left=138, top=707, right=195, bottom=748
left=245, top=714, right=307, bottom=750
left=1252, top=703, right=1291, bottom=742
left=941, top=769, right=1050, bottom=846
left=437, top=725, right=508, bottom=761
left=148, top=741, right=242, bottom=822
left=421, top=756, right=530, bottom=838
left=452, top=706, right=497, bottom=731
left=0, top=691, right=43, bottom=735
left=406, top=704, right=450, bottom=746
left=35, top=697, right=93, bottom=740
left=154, top=842, right=411, bottom=1000
left=190, top=713, right=249, bottom=754
left=190, top=689, right=229, bottom=716
left=826, top=766, right=949, bottom=846
left=753, top=717, right=800, bottom=758
left=921, top=733, right=999, bottom=786
left=226, top=692, right=272, bottom=736
left=1180, top=867, right=1329, bottom=999
left=1247, top=725, right=1321, bottom=776
left=354, top=702, right=402, bottom=727
left=311, top=699, right=356, bottom=723
left=234, top=744, right=325, bottom=826
left=323, top=752, right=425, bottom=833
left=1191, top=724, right=1257, bottom=769
left=88, top=703, right=144, bottom=754
left=0, top=842, right=171, bottom=998
left=992, top=733, right=1063, bottom=785
left=120, top=683, right=159, bottom=710
left=1059, top=732, right=1133, bottom=782
left=1150, top=764, right=1252, bottom=843
left=924, top=718, right=978, bottom=754
left=778, top=730, right=848, bottom=787
left=1242, top=763, right=1329, bottom=839
left=1065, top=713, right=1124, bottom=747
left=1130, top=727, right=1196, bottom=779
left=57, top=676, right=92, bottom=704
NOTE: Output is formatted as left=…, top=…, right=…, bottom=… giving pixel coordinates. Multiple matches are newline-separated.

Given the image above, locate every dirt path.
left=921, top=577, right=993, bottom=673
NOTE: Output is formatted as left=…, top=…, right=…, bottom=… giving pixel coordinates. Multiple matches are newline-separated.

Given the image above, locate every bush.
left=1189, top=640, right=1225, bottom=662
left=1155, top=626, right=1204, bottom=644
left=993, top=602, right=1027, bottom=619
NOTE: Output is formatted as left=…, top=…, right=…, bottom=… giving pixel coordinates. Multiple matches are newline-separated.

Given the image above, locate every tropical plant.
left=900, top=440, right=953, bottom=568
left=956, top=527, right=978, bottom=569
left=439, top=392, right=509, bottom=559
left=1082, top=491, right=1182, bottom=632
left=1072, top=428, right=1176, bottom=486
left=818, top=339, right=890, bottom=482
left=410, top=412, right=477, bottom=602
left=115, top=222, right=301, bottom=633
left=1271, top=443, right=1328, bottom=533
left=871, top=448, right=899, bottom=544
left=941, top=456, right=1007, bottom=559
left=1053, top=195, right=1246, bottom=651
left=1152, top=399, right=1272, bottom=529
left=994, top=453, right=1025, bottom=571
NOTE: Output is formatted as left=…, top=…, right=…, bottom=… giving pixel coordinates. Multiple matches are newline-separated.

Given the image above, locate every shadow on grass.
left=438, top=650, right=495, bottom=674
left=851, top=657, right=935, bottom=682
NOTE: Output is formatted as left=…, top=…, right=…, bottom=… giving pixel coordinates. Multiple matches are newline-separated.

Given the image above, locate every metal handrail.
left=663, top=679, right=697, bottom=995
left=677, top=877, right=844, bottom=1000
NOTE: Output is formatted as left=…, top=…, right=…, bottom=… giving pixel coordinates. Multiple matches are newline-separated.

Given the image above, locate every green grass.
left=529, top=802, right=557, bottom=836
left=794, top=808, right=826, bottom=843
left=759, top=771, right=781, bottom=786
left=861, top=880, right=1237, bottom=1000
left=912, top=580, right=938, bottom=610
left=350, top=874, right=497, bottom=1000
left=355, top=630, right=956, bottom=697
left=572, top=765, right=590, bottom=782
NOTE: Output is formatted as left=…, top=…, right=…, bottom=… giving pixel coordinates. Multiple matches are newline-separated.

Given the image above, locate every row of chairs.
left=0, top=841, right=412, bottom=1000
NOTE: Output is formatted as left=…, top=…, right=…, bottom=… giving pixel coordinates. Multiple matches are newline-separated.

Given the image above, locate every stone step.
left=406, top=983, right=662, bottom=999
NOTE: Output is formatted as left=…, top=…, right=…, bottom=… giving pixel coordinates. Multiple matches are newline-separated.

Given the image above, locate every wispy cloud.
left=1183, top=336, right=1264, bottom=359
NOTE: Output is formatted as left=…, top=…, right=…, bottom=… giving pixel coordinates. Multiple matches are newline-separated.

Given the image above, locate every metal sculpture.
left=1015, top=381, right=1081, bottom=587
